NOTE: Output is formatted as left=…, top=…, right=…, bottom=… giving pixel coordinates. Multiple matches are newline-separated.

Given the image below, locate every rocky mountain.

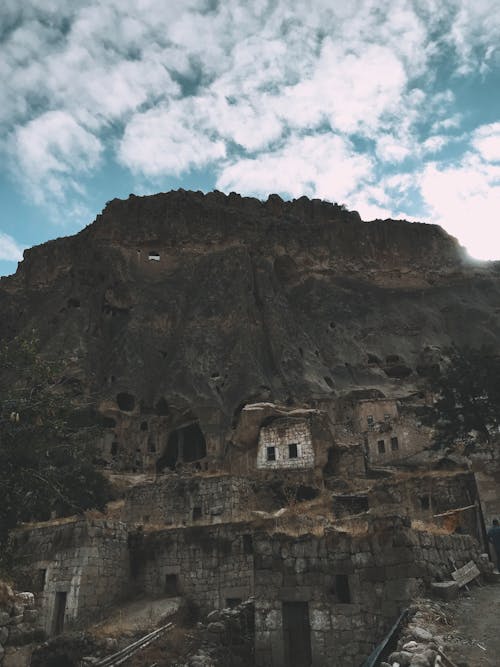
left=1, top=189, right=500, bottom=433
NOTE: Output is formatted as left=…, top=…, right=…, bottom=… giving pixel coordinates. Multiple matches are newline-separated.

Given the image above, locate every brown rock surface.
left=1, top=190, right=500, bottom=449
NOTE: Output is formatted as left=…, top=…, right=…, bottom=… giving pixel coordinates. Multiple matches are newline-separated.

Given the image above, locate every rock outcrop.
left=1, top=190, right=500, bottom=465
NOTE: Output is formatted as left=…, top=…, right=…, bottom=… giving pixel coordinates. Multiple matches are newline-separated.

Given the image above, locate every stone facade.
left=122, top=475, right=254, bottom=526
left=10, top=512, right=486, bottom=665
left=351, top=398, right=431, bottom=465
left=132, top=524, right=255, bottom=614
left=12, top=519, right=129, bottom=636
left=257, top=418, right=314, bottom=470
left=253, top=518, right=484, bottom=667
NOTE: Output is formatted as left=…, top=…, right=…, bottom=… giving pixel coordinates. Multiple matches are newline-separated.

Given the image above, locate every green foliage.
left=428, top=346, right=500, bottom=450
left=0, top=333, right=111, bottom=554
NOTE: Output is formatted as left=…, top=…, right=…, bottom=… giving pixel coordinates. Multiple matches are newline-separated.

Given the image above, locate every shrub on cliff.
left=0, top=333, right=111, bottom=557
left=428, top=345, right=500, bottom=450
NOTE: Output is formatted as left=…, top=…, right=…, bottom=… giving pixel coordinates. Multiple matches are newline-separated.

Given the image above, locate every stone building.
left=352, top=397, right=431, bottom=465
left=256, top=418, right=314, bottom=470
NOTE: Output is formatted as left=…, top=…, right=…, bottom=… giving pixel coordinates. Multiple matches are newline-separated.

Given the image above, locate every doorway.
left=52, top=591, right=67, bottom=635
left=282, top=601, right=312, bottom=667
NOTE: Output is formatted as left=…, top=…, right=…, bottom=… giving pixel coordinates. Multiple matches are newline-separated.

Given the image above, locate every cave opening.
left=156, top=422, right=207, bottom=472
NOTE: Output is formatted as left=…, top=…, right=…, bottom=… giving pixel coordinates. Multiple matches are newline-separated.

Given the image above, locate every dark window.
left=192, top=506, right=202, bottom=521
left=334, top=575, right=351, bottom=603
left=148, top=438, right=156, bottom=453
left=148, top=251, right=160, bottom=261
left=226, top=598, right=242, bottom=608
left=111, top=441, right=119, bottom=457
left=103, top=417, right=116, bottom=428
left=377, top=440, right=385, bottom=454
left=140, top=421, right=148, bottom=431
left=243, top=534, right=253, bottom=555
left=288, top=443, right=298, bottom=459
left=420, top=495, right=430, bottom=510
left=390, top=436, right=399, bottom=451
left=165, top=574, right=179, bottom=596
left=116, top=392, right=135, bottom=412
left=367, top=415, right=374, bottom=427
left=266, top=446, right=276, bottom=461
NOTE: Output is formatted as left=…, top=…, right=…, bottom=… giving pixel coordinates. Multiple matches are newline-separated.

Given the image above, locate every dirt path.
left=441, top=584, right=500, bottom=666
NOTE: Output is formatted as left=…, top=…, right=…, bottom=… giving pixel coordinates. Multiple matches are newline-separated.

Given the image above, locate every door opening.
left=282, top=601, right=312, bottom=667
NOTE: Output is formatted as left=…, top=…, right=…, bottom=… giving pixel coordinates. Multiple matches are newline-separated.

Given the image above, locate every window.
left=390, top=436, right=399, bottom=451
left=192, top=506, right=202, bottom=521
left=165, top=574, right=179, bottom=596
left=266, top=446, right=276, bottom=461
left=333, top=575, right=351, bottom=603
left=288, top=443, right=298, bottom=459
left=367, top=415, right=374, bottom=427
left=243, top=534, right=253, bottom=555
left=148, top=251, right=160, bottom=261
left=377, top=440, right=385, bottom=454
left=226, top=598, right=242, bottom=608
left=420, top=495, right=430, bottom=510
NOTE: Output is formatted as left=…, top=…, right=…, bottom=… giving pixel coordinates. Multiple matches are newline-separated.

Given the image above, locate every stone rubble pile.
left=0, top=582, right=42, bottom=667
left=381, top=602, right=454, bottom=667
left=173, top=599, right=254, bottom=667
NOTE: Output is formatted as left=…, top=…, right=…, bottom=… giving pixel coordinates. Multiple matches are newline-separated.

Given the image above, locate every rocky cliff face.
left=1, top=190, right=500, bottom=449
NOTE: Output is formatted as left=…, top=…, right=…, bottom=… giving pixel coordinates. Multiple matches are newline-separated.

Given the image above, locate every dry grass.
left=411, top=518, right=454, bottom=535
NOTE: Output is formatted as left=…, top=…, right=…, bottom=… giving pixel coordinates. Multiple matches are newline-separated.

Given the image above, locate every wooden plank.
left=451, top=560, right=480, bottom=588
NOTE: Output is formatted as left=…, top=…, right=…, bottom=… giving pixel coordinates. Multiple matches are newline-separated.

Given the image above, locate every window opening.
left=226, top=598, right=242, bottom=608
left=333, top=575, right=351, bottom=603
left=165, top=574, right=179, bottom=596
left=367, top=415, right=374, bottom=427
left=266, top=446, right=276, bottom=461
left=243, top=534, right=253, bottom=554
left=377, top=440, right=385, bottom=454
left=148, top=251, right=160, bottom=261
left=390, top=436, right=399, bottom=451
left=288, top=443, right=298, bottom=459
left=192, top=506, right=202, bottom=521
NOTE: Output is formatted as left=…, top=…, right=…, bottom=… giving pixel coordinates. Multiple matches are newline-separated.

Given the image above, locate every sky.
left=1, top=0, right=500, bottom=277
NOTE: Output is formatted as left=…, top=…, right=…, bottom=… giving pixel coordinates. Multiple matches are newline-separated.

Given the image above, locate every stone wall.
left=0, top=584, right=41, bottom=667
left=131, top=524, right=255, bottom=615
left=257, top=418, right=314, bottom=470
left=11, top=519, right=129, bottom=636
left=253, top=518, right=483, bottom=667
left=122, top=475, right=254, bottom=526
left=364, top=414, right=432, bottom=465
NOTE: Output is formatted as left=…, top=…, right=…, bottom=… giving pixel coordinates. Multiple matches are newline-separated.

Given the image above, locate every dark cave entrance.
left=156, top=422, right=207, bottom=472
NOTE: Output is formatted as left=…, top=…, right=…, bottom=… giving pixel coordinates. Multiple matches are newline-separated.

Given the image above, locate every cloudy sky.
left=1, top=0, right=500, bottom=276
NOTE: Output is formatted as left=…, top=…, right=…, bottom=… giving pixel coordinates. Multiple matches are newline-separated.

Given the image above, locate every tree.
left=428, top=346, right=500, bottom=450
left=0, top=333, right=111, bottom=553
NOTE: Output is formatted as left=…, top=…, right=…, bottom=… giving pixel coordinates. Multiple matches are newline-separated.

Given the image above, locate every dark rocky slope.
left=1, top=190, right=500, bottom=432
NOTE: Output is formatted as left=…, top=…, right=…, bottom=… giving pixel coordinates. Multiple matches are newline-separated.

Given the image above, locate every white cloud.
left=217, top=133, right=373, bottom=202
left=419, top=153, right=500, bottom=261
left=119, top=102, right=226, bottom=177
left=0, top=232, right=24, bottom=262
left=0, top=0, right=498, bottom=268
left=10, top=110, right=102, bottom=205
left=472, top=123, right=500, bottom=162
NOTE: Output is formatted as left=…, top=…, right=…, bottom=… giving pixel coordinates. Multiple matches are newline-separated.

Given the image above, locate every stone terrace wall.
left=253, top=518, right=484, bottom=667
left=11, top=519, right=129, bottom=636
left=132, top=524, right=255, bottom=615
left=122, top=475, right=254, bottom=526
